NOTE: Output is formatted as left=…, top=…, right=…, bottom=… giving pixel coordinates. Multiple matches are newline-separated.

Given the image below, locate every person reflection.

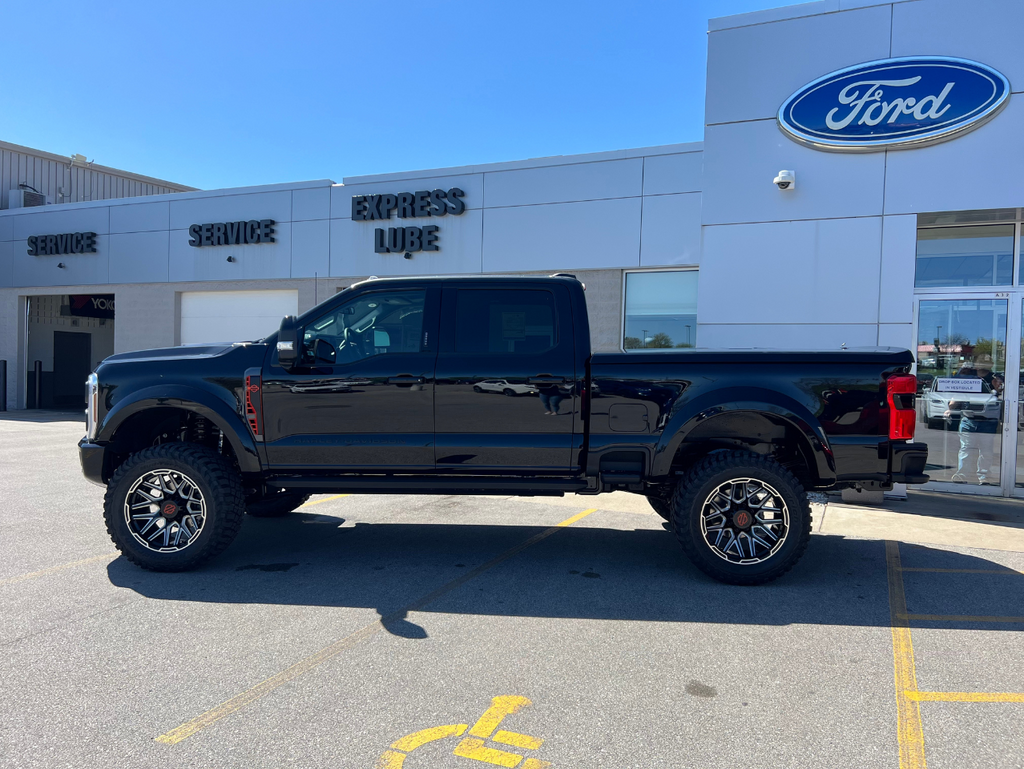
left=951, top=355, right=1001, bottom=484
left=538, top=382, right=563, bottom=415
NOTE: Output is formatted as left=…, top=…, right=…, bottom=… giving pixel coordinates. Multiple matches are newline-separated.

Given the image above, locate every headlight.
left=85, top=373, right=99, bottom=440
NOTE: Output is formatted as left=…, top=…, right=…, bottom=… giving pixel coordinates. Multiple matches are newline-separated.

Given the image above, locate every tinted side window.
left=455, top=289, right=556, bottom=355
left=303, top=290, right=425, bottom=364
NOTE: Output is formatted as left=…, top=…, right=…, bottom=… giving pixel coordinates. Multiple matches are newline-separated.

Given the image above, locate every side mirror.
left=277, top=316, right=299, bottom=370
left=373, top=329, right=391, bottom=348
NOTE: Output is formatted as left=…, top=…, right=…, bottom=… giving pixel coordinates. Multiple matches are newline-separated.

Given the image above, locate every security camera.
left=773, top=170, right=795, bottom=190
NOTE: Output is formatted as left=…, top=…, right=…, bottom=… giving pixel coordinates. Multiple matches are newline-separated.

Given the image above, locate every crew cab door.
left=434, top=283, right=577, bottom=473
left=261, top=286, right=440, bottom=471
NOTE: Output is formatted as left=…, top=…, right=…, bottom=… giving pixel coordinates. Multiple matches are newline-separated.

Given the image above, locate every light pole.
left=642, top=329, right=648, bottom=349
left=685, top=325, right=691, bottom=347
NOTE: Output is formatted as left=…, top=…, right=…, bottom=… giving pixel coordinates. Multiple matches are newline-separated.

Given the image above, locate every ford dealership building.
left=2, top=0, right=1024, bottom=497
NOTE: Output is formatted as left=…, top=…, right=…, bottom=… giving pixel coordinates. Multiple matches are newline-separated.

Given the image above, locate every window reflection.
left=915, top=225, right=1014, bottom=288
left=916, top=299, right=1007, bottom=487
left=623, top=271, right=698, bottom=351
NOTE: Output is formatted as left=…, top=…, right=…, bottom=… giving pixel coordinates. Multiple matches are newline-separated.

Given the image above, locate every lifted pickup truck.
left=79, top=275, right=928, bottom=584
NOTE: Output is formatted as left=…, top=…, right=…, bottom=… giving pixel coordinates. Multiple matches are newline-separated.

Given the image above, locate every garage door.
left=180, top=290, right=299, bottom=345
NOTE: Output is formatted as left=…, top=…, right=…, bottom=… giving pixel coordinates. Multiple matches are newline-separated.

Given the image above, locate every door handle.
left=388, top=375, right=425, bottom=384
left=528, top=375, right=566, bottom=384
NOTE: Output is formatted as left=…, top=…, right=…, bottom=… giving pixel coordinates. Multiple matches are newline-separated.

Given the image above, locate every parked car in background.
left=473, top=379, right=537, bottom=396
left=921, top=376, right=1001, bottom=429
left=916, top=372, right=934, bottom=394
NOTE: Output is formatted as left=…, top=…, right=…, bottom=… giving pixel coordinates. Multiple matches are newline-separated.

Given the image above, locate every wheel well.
left=106, top=407, right=236, bottom=478
left=664, top=412, right=819, bottom=488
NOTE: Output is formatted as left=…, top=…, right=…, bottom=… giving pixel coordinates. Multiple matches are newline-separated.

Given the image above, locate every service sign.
left=778, top=57, right=1010, bottom=151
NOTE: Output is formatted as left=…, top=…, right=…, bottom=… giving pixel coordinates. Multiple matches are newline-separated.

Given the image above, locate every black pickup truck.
left=79, top=274, right=927, bottom=584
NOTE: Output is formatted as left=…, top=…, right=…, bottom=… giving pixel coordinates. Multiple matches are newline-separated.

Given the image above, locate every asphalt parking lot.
left=2, top=413, right=1024, bottom=768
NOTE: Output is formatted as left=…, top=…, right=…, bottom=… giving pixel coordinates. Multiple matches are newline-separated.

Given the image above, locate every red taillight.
left=887, top=374, right=916, bottom=441
left=245, top=374, right=262, bottom=439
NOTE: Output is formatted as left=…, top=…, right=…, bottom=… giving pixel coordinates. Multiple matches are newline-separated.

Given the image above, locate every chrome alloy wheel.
left=699, top=477, right=790, bottom=564
left=124, top=469, right=207, bottom=552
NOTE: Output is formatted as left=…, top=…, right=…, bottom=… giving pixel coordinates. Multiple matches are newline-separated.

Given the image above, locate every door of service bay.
left=261, top=286, right=439, bottom=471
left=434, top=284, right=578, bottom=473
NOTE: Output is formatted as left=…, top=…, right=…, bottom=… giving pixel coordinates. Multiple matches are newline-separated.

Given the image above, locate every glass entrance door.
left=915, top=296, right=1010, bottom=495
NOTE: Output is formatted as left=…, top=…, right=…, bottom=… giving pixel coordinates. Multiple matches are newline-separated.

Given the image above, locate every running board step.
left=266, top=476, right=588, bottom=496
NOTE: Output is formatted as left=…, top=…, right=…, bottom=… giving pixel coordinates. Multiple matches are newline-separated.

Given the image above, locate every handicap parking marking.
left=377, top=695, right=551, bottom=769
left=155, top=509, right=598, bottom=745
left=885, top=540, right=1024, bottom=769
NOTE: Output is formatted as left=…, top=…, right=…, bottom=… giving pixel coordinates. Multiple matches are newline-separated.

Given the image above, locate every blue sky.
left=2, top=0, right=803, bottom=190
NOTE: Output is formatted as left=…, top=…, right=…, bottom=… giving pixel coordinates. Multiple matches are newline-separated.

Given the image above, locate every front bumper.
left=891, top=441, right=929, bottom=484
left=79, top=438, right=107, bottom=487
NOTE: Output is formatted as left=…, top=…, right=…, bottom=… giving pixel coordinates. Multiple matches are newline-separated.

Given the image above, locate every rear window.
left=455, top=289, right=557, bottom=354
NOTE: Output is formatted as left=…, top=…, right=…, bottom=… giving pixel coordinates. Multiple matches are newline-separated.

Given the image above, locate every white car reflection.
left=922, top=378, right=1001, bottom=430
left=473, top=379, right=537, bottom=396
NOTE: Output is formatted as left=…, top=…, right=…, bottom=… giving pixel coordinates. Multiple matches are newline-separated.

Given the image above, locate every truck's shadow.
left=107, top=513, right=1024, bottom=638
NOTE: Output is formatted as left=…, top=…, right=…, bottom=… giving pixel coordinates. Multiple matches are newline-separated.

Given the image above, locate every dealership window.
left=915, top=224, right=1014, bottom=287
left=622, top=270, right=698, bottom=351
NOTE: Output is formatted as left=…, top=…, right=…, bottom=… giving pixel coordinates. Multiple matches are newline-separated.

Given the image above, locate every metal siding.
left=0, top=144, right=190, bottom=210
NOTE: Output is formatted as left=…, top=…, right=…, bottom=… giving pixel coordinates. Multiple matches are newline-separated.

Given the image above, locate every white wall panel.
left=291, top=219, right=331, bottom=278
left=884, top=98, right=1024, bottom=215
left=892, top=0, right=1024, bottom=91
left=168, top=191, right=292, bottom=231
left=484, top=159, right=642, bottom=208
left=879, top=215, right=917, bottom=324
left=699, top=217, right=882, bottom=324
left=330, top=210, right=483, bottom=278
left=702, top=120, right=886, bottom=225
left=109, top=201, right=169, bottom=234
left=12, top=206, right=110, bottom=239
left=109, top=231, right=169, bottom=284
left=697, top=322, right=880, bottom=349
left=14, top=237, right=110, bottom=286
left=180, top=289, right=298, bottom=345
left=642, top=153, right=703, bottom=195
left=878, top=323, right=913, bottom=349
left=292, top=186, right=331, bottom=222
left=331, top=175, right=483, bottom=219
left=483, top=198, right=641, bottom=273
left=705, top=4, right=891, bottom=125
left=640, top=193, right=702, bottom=267
left=169, top=226, right=292, bottom=282
left=0, top=215, right=13, bottom=242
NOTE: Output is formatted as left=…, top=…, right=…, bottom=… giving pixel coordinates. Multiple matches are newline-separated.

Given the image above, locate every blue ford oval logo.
left=778, top=56, right=1010, bottom=151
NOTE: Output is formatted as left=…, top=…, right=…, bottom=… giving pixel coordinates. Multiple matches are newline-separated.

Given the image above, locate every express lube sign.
left=778, top=57, right=1011, bottom=151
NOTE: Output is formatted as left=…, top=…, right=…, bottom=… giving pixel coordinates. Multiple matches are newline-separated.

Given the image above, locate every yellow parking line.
left=908, top=691, right=1024, bottom=703
left=902, top=614, right=1024, bottom=624
left=900, top=567, right=1022, bottom=575
left=155, top=508, right=599, bottom=745
left=0, top=553, right=116, bottom=587
left=299, top=494, right=351, bottom=508
left=885, top=541, right=927, bottom=769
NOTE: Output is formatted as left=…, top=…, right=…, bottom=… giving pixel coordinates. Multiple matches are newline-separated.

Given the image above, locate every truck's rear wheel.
left=670, top=451, right=811, bottom=585
left=103, top=443, right=245, bottom=572
left=246, top=491, right=311, bottom=518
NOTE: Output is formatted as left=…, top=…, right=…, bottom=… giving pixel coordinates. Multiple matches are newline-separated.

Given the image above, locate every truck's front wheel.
left=103, top=443, right=245, bottom=572
left=670, top=451, right=811, bottom=585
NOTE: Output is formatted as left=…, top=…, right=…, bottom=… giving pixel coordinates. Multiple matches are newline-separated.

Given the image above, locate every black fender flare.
left=98, top=384, right=262, bottom=474
left=650, top=386, right=835, bottom=483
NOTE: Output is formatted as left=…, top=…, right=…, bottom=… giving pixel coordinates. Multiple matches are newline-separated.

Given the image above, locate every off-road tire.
left=103, top=443, right=245, bottom=572
left=670, top=451, right=812, bottom=586
left=246, top=491, right=311, bottom=518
